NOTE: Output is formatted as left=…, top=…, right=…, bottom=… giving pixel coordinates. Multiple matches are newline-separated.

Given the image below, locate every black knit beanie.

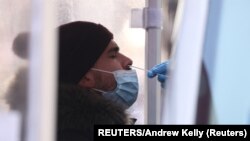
left=58, top=21, right=113, bottom=84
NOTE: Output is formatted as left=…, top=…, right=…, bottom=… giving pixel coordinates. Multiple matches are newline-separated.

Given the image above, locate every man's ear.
left=78, top=72, right=95, bottom=88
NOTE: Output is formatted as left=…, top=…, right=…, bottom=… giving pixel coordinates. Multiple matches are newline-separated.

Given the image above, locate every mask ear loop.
left=91, top=68, right=113, bottom=74
left=92, top=88, right=106, bottom=93
left=91, top=68, right=115, bottom=94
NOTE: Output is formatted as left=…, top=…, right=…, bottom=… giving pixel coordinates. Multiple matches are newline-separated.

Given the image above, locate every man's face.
left=79, top=40, right=133, bottom=91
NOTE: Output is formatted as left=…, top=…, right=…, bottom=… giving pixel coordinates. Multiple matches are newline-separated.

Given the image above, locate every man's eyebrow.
left=107, top=46, right=119, bottom=53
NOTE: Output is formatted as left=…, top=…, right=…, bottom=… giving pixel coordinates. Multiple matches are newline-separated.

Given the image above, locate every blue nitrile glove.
left=147, top=61, right=168, bottom=87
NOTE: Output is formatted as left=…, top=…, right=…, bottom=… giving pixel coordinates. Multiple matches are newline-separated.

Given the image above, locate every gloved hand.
left=147, top=61, right=168, bottom=87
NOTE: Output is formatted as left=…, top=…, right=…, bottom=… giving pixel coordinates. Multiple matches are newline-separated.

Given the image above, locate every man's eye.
left=110, top=53, right=117, bottom=58
left=110, top=55, right=116, bottom=58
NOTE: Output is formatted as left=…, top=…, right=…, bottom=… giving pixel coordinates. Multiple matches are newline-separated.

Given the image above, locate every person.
left=57, top=84, right=131, bottom=141
left=5, top=32, right=30, bottom=141
left=147, top=60, right=212, bottom=124
left=6, top=32, right=133, bottom=141
left=58, top=21, right=139, bottom=110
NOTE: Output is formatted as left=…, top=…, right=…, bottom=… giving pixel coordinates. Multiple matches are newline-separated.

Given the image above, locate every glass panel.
left=203, top=0, right=250, bottom=124
left=161, top=0, right=209, bottom=124
left=0, top=0, right=32, bottom=140
left=162, top=0, right=179, bottom=60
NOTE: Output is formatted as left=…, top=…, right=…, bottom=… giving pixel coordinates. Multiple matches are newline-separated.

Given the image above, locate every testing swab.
left=130, top=66, right=148, bottom=72
left=130, top=65, right=167, bottom=77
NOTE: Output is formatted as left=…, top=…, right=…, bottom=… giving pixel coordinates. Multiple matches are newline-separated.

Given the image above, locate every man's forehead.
left=109, top=40, right=117, bottom=47
left=105, top=40, right=119, bottom=51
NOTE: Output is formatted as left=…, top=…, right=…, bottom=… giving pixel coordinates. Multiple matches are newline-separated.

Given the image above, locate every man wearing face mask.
left=58, top=21, right=139, bottom=114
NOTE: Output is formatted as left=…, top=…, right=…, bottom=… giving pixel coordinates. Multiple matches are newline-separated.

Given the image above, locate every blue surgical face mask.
left=91, top=68, right=139, bottom=109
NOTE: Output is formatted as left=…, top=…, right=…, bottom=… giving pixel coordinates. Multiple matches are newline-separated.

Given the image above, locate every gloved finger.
left=161, top=82, right=165, bottom=88
left=147, top=61, right=168, bottom=78
left=157, top=74, right=166, bottom=83
left=147, top=70, right=157, bottom=78
left=152, top=62, right=167, bottom=74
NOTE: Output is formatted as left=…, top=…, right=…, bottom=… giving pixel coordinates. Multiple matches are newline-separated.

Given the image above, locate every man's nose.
left=120, top=54, right=133, bottom=70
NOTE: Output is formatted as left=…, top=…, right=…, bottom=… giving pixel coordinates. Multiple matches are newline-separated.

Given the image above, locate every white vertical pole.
left=26, top=0, right=57, bottom=141
left=161, top=0, right=209, bottom=124
left=145, top=0, right=162, bottom=124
